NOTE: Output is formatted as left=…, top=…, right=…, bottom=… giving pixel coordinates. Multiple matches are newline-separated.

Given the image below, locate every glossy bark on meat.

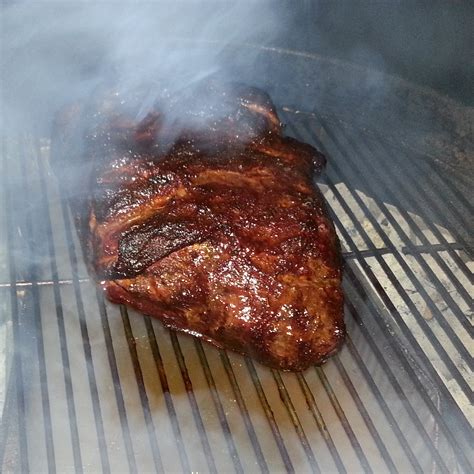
left=52, top=83, right=344, bottom=371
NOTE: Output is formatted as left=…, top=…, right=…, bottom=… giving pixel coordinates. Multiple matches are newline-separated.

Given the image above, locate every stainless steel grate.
left=0, top=108, right=472, bottom=473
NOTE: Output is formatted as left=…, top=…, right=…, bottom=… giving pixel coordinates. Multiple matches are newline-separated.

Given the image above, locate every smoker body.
left=0, top=2, right=472, bottom=472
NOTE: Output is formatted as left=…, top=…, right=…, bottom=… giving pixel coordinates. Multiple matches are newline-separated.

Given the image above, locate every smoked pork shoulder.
left=52, top=83, right=344, bottom=371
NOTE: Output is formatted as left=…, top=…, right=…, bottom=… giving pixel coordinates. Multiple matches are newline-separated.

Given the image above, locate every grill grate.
left=0, top=108, right=472, bottom=473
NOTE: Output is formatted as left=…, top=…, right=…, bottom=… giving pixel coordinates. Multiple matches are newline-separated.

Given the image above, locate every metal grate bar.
left=168, top=331, right=218, bottom=474
left=290, top=117, right=472, bottom=398
left=61, top=203, right=116, bottom=473
left=0, top=369, right=15, bottom=468
left=142, top=317, right=192, bottom=472
left=309, top=115, right=472, bottom=367
left=286, top=113, right=470, bottom=470
left=293, top=120, right=472, bottom=405
left=335, top=121, right=472, bottom=305
left=119, top=305, right=164, bottom=473
left=400, top=242, right=467, bottom=255
left=331, top=357, right=398, bottom=473
left=380, top=139, right=472, bottom=259
left=342, top=332, right=424, bottom=473
left=343, top=294, right=449, bottom=472
left=219, top=351, right=270, bottom=473
left=0, top=278, right=90, bottom=288
left=345, top=264, right=470, bottom=471
left=194, top=340, right=244, bottom=474
left=340, top=190, right=471, bottom=463
left=356, top=128, right=473, bottom=312
left=2, top=140, right=29, bottom=473
left=35, top=136, right=89, bottom=472
left=1, top=109, right=471, bottom=472
left=271, top=371, right=320, bottom=473
left=295, top=373, right=347, bottom=473
left=0, top=245, right=467, bottom=288
left=0, top=240, right=466, bottom=289
left=439, top=172, right=473, bottom=225
left=45, top=144, right=110, bottom=473
left=94, top=291, right=137, bottom=473
left=245, top=359, right=294, bottom=472
left=344, top=242, right=467, bottom=260
left=312, top=111, right=473, bottom=254
left=315, top=367, right=374, bottom=473
left=402, top=149, right=473, bottom=255
left=20, top=139, right=58, bottom=474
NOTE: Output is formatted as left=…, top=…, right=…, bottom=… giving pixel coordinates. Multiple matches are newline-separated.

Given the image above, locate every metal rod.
left=194, top=341, right=244, bottom=474
left=331, top=357, right=398, bottom=473
left=400, top=147, right=473, bottom=255
left=0, top=241, right=465, bottom=289
left=295, top=373, right=347, bottom=474
left=341, top=332, right=424, bottom=473
left=94, top=290, right=138, bottom=474
left=0, top=337, right=16, bottom=469
left=0, top=278, right=88, bottom=288
left=271, top=371, right=320, bottom=474
left=284, top=119, right=470, bottom=470
left=335, top=120, right=472, bottom=322
left=245, top=359, right=294, bottom=473
left=310, top=114, right=472, bottom=370
left=219, top=351, right=269, bottom=474
left=315, top=367, right=373, bottom=474
left=168, top=331, right=218, bottom=474
left=36, top=136, right=89, bottom=472
left=120, top=306, right=164, bottom=473
left=309, top=110, right=473, bottom=253
left=344, top=264, right=469, bottom=471
left=294, top=116, right=472, bottom=398
left=143, top=317, right=191, bottom=473
left=2, top=138, right=29, bottom=473
left=20, top=137, right=57, bottom=474
left=57, top=186, right=112, bottom=474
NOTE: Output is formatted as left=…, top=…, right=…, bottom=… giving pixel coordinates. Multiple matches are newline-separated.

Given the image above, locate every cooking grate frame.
left=0, top=108, right=472, bottom=473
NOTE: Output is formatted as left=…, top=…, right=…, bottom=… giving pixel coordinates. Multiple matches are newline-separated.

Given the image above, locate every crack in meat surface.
left=52, top=83, right=344, bottom=371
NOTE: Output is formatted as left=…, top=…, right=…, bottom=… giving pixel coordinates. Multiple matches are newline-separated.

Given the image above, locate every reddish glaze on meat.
left=52, top=83, right=344, bottom=371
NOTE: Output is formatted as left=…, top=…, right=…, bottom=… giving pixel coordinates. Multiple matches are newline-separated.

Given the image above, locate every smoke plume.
left=1, top=1, right=282, bottom=134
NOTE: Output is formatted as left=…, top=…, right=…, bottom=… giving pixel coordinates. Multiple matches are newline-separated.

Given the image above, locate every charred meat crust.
left=51, top=82, right=344, bottom=371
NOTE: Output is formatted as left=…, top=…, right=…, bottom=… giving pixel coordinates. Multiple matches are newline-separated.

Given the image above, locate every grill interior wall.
left=0, top=110, right=472, bottom=473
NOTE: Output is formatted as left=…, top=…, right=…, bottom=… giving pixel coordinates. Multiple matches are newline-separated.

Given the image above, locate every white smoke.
left=1, top=0, right=282, bottom=134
